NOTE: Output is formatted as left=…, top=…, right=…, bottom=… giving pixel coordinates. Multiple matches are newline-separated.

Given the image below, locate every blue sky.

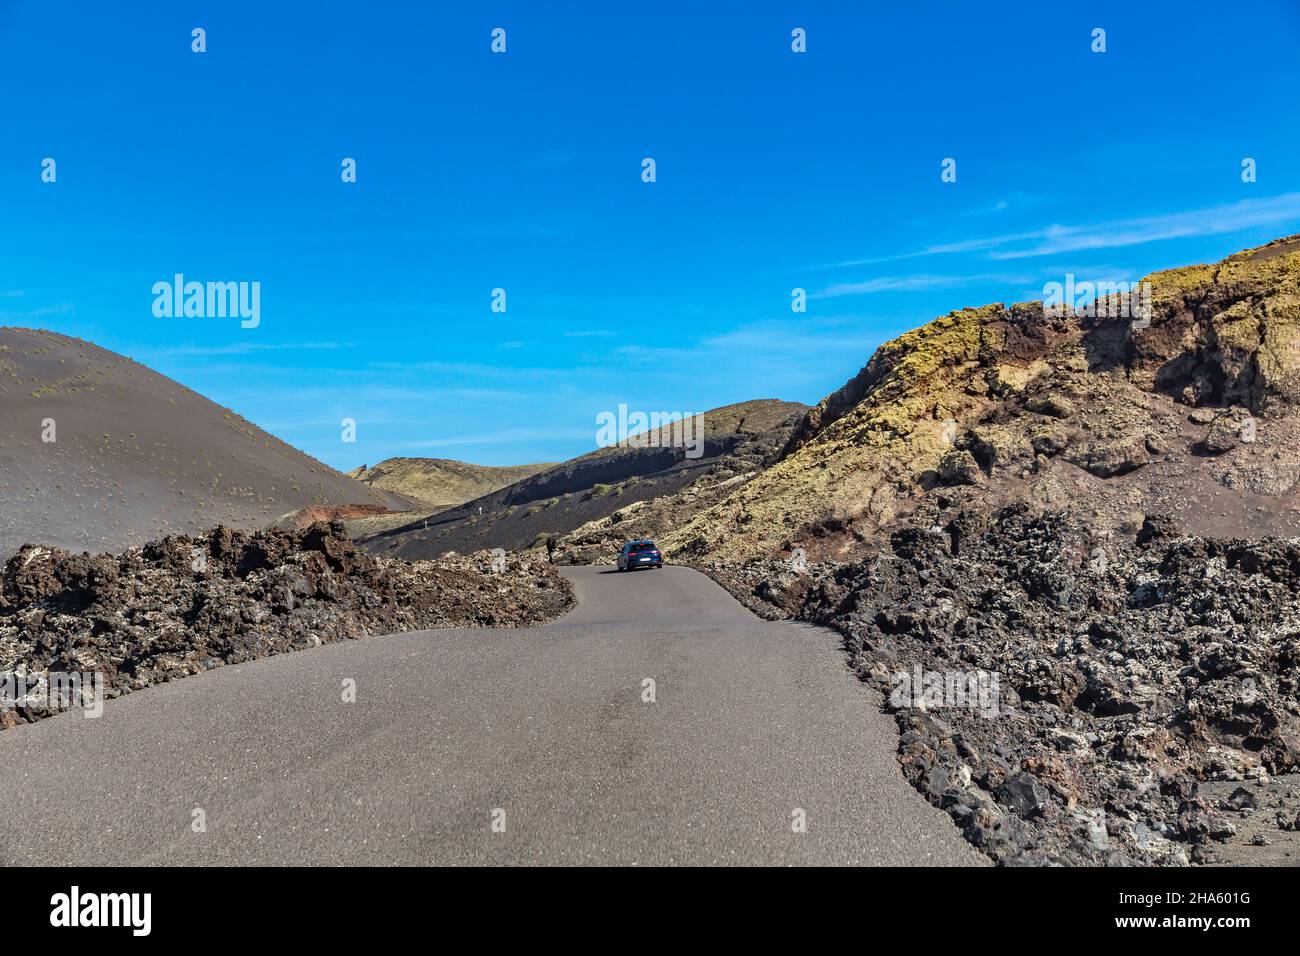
left=3, top=1, right=1300, bottom=470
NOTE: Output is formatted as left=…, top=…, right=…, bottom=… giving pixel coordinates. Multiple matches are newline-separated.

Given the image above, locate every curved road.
left=0, top=566, right=984, bottom=866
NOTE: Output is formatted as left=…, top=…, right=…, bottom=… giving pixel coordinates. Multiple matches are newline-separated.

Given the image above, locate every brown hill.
left=346, top=457, right=555, bottom=508
left=0, top=328, right=419, bottom=559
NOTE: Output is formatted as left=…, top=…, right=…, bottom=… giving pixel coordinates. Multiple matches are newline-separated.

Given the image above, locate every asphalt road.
left=0, top=566, right=985, bottom=866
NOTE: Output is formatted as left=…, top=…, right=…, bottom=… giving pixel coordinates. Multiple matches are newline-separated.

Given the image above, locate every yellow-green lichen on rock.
left=665, top=235, right=1300, bottom=564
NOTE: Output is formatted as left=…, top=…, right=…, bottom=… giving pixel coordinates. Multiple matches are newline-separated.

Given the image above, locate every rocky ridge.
left=706, top=505, right=1300, bottom=864
left=665, top=235, right=1300, bottom=563
left=684, top=235, right=1300, bottom=865
left=1, top=521, right=573, bottom=727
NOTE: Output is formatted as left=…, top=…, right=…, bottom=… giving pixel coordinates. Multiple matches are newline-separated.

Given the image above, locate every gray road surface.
left=0, top=566, right=985, bottom=866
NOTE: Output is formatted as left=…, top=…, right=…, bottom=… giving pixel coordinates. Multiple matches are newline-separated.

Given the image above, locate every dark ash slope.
left=0, top=328, right=418, bottom=559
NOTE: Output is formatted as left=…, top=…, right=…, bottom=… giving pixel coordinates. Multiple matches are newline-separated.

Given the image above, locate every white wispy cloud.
left=0, top=302, right=75, bottom=320
left=812, top=272, right=1032, bottom=299
left=391, top=427, right=593, bottom=450
left=699, top=317, right=883, bottom=354
left=150, top=341, right=355, bottom=357
left=821, top=192, right=1300, bottom=268
left=958, top=191, right=1042, bottom=219
left=985, top=194, right=1300, bottom=259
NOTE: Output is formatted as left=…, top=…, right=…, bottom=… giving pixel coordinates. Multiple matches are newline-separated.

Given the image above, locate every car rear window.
left=629, top=542, right=657, bottom=552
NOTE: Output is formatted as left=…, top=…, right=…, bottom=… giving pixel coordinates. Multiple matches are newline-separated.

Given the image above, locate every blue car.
left=617, top=539, right=663, bottom=571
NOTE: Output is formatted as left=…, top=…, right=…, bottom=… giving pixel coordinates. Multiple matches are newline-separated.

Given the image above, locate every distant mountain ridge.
left=347, top=457, right=556, bottom=508
left=361, top=399, right=809, bottom=559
